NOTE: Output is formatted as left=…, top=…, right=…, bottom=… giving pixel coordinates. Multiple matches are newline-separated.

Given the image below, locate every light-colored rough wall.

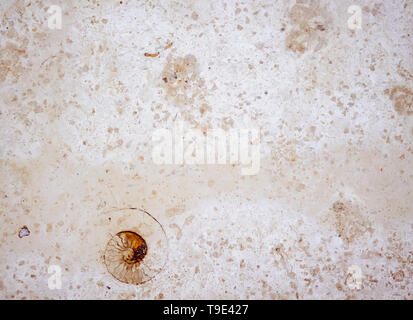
left=0, top=0, right=412, bottom=299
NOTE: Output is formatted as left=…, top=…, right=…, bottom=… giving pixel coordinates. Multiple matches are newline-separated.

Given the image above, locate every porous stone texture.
left=0, top=0, right=412, bottom=299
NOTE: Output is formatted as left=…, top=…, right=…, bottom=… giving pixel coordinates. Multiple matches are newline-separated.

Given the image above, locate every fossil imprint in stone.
left=103, top=209, right=168, bottom=284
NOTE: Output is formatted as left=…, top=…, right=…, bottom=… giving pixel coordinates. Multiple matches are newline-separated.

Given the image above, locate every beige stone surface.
left=0, top=0, right=412, bottom=299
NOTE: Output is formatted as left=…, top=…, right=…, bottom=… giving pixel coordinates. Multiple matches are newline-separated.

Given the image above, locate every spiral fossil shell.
left=103, top=208, right=168, bottom=285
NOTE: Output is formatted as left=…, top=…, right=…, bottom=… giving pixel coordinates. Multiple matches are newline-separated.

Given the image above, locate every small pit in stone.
left=18, top=226, right=30, bottom=238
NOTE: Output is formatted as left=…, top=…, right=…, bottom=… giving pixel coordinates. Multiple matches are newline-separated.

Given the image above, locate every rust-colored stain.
left=328, top=200, right=373, bottom=244
left=161, top=54, right=205, bottom=106
left=164, top=42, right=173, bottom=50
left=385, top=86, right=413, bottom=115
left=285, top=2, right=329, bottom=54
left=144, top=52, right=159, bottom=58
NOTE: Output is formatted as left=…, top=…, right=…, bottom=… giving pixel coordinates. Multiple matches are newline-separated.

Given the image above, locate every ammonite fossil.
left=103, top=208, right=168, bottom=284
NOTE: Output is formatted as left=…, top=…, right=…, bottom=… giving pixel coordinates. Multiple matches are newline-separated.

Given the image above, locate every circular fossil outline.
left=103, top=208, right=169, bottom=285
